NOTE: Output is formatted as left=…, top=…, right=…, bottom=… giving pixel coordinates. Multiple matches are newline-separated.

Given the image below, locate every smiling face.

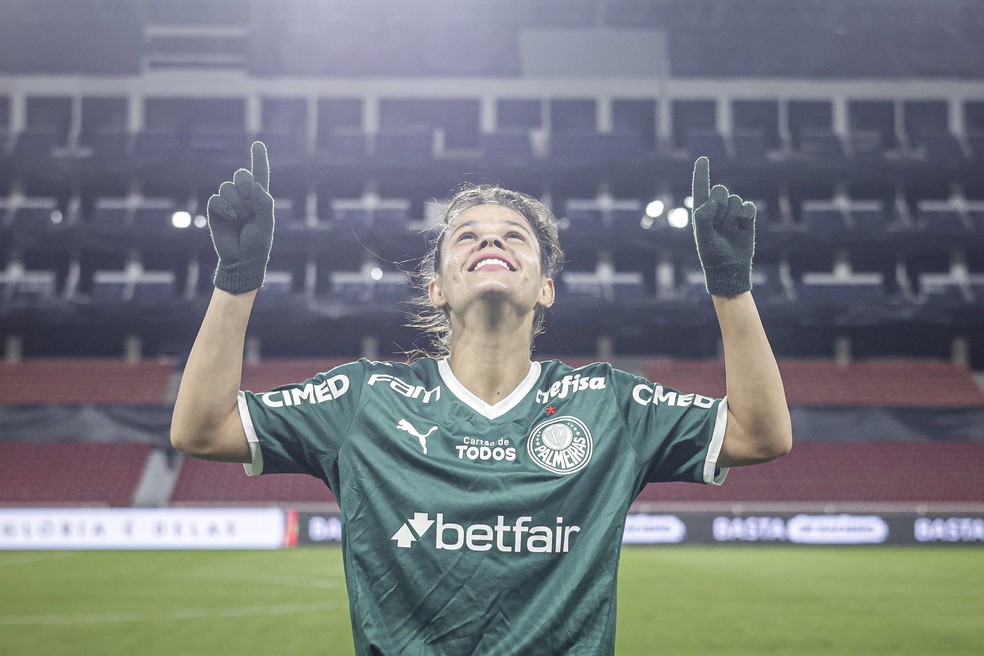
left=408, top=184, right=565, bottom=358
left=428, top=203, right=555, bottom=322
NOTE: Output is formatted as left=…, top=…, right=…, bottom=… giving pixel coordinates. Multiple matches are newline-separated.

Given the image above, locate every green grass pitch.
left=2, top=546, right=981, bottom=655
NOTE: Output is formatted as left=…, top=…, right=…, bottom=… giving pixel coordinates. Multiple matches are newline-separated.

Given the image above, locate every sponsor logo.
left=535, top=373, right=606, bottom=404
left=456, top=436, right=516, bottom=462
left=787, top=514, right=889, bottom=544
left=713, top=516, right=789, bottom=542
left=367, top=373, right=440, bottom=403
left=623, top=514, right=687, bottom=544
left=391, top=512, right=580, bottom=553
left=632, top=384, right=715, bottom=408
left=914, top=517, right=984, bottom=543
left=260, top=375, right=349, bottom=407
left=307, top=515, right=343, bottom=543
left=712, top=514, right=889, bottom=544
left=396, top=419, right=437, bottom=455
left=527, top=416, right=592, bottom=475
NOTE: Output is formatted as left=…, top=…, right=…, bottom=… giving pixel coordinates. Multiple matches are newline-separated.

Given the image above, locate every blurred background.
left=0, top=0, right=982, bottom=538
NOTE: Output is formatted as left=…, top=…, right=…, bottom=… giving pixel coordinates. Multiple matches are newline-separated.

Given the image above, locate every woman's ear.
left=428, top=277, right=448, bottom=309
left=537, top=277, right=555, bottom=309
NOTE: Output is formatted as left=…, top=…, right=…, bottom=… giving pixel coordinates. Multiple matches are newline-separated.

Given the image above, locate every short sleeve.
left=238, top=361, right=367, bottom=482
left=612, top=368, right=729, bottom=486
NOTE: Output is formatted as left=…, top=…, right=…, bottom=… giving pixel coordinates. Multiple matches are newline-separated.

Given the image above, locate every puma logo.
left=397, top=419, right=438, bottom=455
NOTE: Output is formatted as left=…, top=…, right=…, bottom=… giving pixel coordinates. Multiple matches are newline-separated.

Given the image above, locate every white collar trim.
left=437, top=357, right=541, bottom=420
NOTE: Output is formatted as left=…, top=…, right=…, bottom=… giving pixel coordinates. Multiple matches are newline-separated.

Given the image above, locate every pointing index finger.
left=250, top=141, right=269, bottom=193
left=692, top=156, right=710, bottom=209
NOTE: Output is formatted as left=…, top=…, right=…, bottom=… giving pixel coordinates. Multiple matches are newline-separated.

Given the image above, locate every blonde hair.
left=407, top=184, right=565, bottom=359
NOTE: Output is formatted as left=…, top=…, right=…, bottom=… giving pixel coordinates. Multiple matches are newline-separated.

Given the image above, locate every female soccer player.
left=171, top=142, right=791, bottom=655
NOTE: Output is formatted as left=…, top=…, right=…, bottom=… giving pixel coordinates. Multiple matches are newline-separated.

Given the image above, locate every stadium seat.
left=915, top=200, right=969, bottom=235
left=642, top=358, right=984, bottom=407
left=5, top=270, right=58, bottom=300
left=91, top=270, right=131, bottom=303
left=731, top=128, right=769, bottom=162
left=375, top=130, right=433, bottom=164
left=133, top=198, right=179, bottom=232
left=318, top=130, right=370, bottom=161
left=550, top=132, right=650, bottom=165
left=10, top=128, right=60, bottom=162
left=132, top=271, right=176, bottom=302
left=965, top=130, right=984, bottom=162
left=170, top=457, right=334, bottom=505
left=132, top=129, right=180, bottom=160
left=914, top=131, right=967, bottom=166
left=847, top=201, right=889, bottom=234
left=801, top=201, right=850, bottom=236
left=797, top=272, right=886, bottom=304
left=86, top=127, right=131, bottom=160
left=372, top=271, right=414, bottom=303
left=638, top=442, right=984, bottom=504
left=328, top=271, right=372, bottom=304
left=847, top=129, right=886, bottom=161
left=239, top=358, right=350, bottom=392
left=798, top=129, right=845, bottom=161
left=967, top=204, right=984, bottom=234
left=331, top=199, right=372, bottom=231
left=0, top=358, right=175, bottom=404
left=482, top=130, right=534, bottom=164
left=0, top=442, right=154, bottom=507
left=5, top=196, right=60, bottom=231
left=683, top=129, right=729, bottom=164
left=563, top=200, right=606, bottom=236
left=91, top=197, right=133, bottom=229
left=918, top=273, right=969, bottom=304
left=611, top=272, right=647, bottom=300
left=373, top=198, right=412, bottom=233
left=560, top=272, right=608, bottom=301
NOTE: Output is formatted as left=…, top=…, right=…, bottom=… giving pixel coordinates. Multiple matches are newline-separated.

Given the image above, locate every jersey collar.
left=437, top=357, right=541, bottom=420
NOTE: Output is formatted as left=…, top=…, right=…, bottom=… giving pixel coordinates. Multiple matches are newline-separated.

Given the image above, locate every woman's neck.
left=446, top=322, right=534, bottom=406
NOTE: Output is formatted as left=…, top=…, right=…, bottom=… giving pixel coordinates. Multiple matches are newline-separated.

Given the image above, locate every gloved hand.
left=207, top=141, right=275, bottom=293
left=691, top=156, right=756, bottom=297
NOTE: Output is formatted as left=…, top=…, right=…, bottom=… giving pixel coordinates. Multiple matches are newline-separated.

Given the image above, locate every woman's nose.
left=479, top=235, right=504, bottom=249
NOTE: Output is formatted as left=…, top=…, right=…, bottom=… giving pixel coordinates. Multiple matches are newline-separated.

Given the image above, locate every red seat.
left=637, top=442, right=984, bottom=504
left=169, top=457, right=335, bottom=504
left=0, top=442, right=153, bottom=507
left=0, top=359, right=175, bottom=404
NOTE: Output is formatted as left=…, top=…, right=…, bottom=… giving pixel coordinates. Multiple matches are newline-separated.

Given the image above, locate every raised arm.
left=170, top=142, right=275, bottom=462
left=691, top=156, right=792, bottom=467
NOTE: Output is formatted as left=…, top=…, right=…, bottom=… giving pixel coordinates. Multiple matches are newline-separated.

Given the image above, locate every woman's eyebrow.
left=447, top=217, right=534, bottom=240
left=448, top=220, right=476, bottom=238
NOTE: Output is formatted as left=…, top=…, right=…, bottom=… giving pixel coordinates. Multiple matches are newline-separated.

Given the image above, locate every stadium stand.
left=643, top=359, right=984, bottom=406
left=169, top=458, right=333, bottom=505
left=0, top=442, right=153, bottom=507
left=638, top=442, right=984, bottom=504
left=240, top=359, right=351, bottom=392
left=0, top=0, right=983, bottom=520
left=0, top=359, right=174, bottom=404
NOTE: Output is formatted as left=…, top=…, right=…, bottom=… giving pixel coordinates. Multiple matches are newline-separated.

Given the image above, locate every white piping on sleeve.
left=702, top=396, right=729, bottom=485
left=238, top=390, right=264, bottom=477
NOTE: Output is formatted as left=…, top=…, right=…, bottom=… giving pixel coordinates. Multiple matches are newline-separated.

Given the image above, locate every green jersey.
left=239, top=357, right=728, bottom=655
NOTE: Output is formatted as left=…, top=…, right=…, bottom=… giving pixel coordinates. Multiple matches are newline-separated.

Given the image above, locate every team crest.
left=527, top=416, right=592, bottom=475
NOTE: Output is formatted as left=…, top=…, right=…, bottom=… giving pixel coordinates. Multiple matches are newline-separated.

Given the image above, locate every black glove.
left=207, top=141, right=275, bottom=293
left=691, top=156, right=756, bottom=297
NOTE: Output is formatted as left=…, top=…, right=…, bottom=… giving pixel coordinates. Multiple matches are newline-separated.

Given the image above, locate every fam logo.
left=527, top=416, right=592, bottom=475
left=367, top=373, right=440, bottom=404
